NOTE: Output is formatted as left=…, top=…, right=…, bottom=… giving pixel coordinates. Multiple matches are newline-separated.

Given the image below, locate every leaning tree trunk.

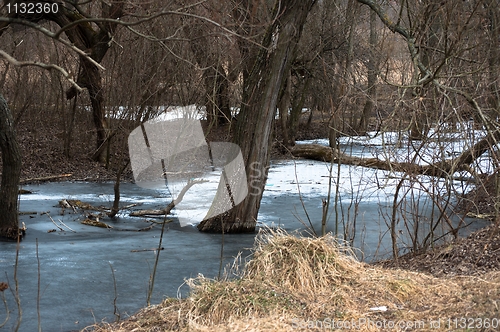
left=55, top=4, right=123, bottom=163
left=198, top=0, right=316, bottom=233
left=84, top=59, right=109, bottom=163
left=0, top=93, right=22, bottom=240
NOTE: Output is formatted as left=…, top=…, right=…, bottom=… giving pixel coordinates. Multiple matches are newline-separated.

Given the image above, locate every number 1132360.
left=6, top=2, right=59, bottom=15
left=448, top=317, right=499, bottom=329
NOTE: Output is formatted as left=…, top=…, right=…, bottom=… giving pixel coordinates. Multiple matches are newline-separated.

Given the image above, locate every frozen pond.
left=0, top=131, right=492, bottom=331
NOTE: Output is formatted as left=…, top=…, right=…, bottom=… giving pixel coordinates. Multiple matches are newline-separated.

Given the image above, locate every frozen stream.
left=0, top=133, right=492, bottom=331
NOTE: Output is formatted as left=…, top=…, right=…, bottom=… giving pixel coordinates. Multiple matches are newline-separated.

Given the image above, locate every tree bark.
left=198, top=0, right=317, bottom=233
left=357, top=8, right=377, bottom=134
left=108, top=160, right=129, bottom=218
left=288, top=73, right=311, bottom=145
left=80, top=58, right=109, bottom=163
left=278, top=72, right=292, bottom=146
left=0, top=93, right=22, bottom=240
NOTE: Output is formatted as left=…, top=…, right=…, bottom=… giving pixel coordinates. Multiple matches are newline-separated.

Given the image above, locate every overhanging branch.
left=0, top=17, right=105, bottom=71
left=0, top=50, right=83, bottom=93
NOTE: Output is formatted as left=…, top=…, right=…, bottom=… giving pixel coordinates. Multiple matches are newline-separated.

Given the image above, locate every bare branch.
left=130, top=179, right=208, bottom=217
left=356, top=0, right=433, bottom=84
left=0, top=50, right=83, bottom=93
left=48, top=10, right=264, bottom=50
left=0, top=17, right=105, bottom=70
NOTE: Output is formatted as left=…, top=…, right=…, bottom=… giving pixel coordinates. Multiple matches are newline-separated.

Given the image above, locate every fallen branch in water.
left=130, top=209, right=171, bottom=217
left=42, top=212, right=76, bottom=232
left=58, top=219, right=76, bottom=232
left=131, top=247, right=164, bottom=252
left=110, top=225, right=156, bottom=232
left=81, top=218, right=113, bottom=228
left=42, top=212, right=64, bottom=231
left=130, top=179, right=208, bottom=217
left=19, top=211, right=37, bottom=215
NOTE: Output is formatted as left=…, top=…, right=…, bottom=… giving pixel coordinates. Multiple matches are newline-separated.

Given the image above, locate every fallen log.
left=20, top=173, right=72, bottom=184
left=290, top=144, right=431, bottom=174
left=130, top=209, right=168, bottom=217
left=81, top=218, right=112, bottom=228
left=19, top=189, right=32, bottom=194
left=290, top=130, right=500, bottom=179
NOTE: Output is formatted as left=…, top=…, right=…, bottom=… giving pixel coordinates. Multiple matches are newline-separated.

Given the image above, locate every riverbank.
left=84, top=229, right=500, bottom=332
left=7, top=107, right=500, bottom=331
left=13, top=107, right=328, bottom=184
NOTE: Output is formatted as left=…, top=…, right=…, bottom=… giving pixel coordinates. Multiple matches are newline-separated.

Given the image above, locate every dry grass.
left=84, top=229, right=500, bottom=331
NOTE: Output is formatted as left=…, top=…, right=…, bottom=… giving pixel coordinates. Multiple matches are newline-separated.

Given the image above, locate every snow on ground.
left=84, top=105, right=492, bottom=228
left=301, top=128, right=493, bottom=174
left=165, top=157, right=478, bottom=227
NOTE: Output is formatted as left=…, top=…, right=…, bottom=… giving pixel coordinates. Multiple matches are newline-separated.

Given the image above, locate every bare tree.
left=198, top=0, right=317, bottom=233
left=0, top=93, right=21, bottom=240
left=1, top=1, right=124, bottom=163
left=357, top=6, right=378, bottom=134
left=182, top=1, right=233, bottom=127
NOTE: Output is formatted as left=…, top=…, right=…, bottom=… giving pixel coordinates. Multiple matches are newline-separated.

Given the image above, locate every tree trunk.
left=204, top=65, right=231, bottom=126
left=486, top=0, right=500, bottom=223
left=409, top=108, right=428, bottom=141
left=288, top=74, right=311, bottom=145
left=79, top=58, right=110, bottom=163
left=198, top=0, right=316, bottom=233
left=328, top=113, right=340, bottom=148
left=278, top=72, right=291, bottom=146
left=487, top=0, right=500, bottom=112
left=357, top=8, right=377, bottom=135
left=0, top=93, right=22, bottom=240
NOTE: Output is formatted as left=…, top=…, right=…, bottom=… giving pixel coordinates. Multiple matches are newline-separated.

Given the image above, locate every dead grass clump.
left=185, top=276, right=299, bottom=325
left=245, top=230, right=361, bottom=292
left=184, top=229, right=427, bottom=326
left=83, top=230, right=500, bottom=331
left=82, top=298, right=186, bottom=332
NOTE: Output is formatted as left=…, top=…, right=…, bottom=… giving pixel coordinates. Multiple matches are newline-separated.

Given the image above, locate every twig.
left=36, top=239, right=41, bottom=332
left=0, top=51, right=82, bottom=93
left=146, top=179, right=205, bottom=305
left=130, top=180, right=208, bottom=217
left=293, top=160, right=317, bottom=236
left=108, top=262, right=120, bottom=322
left=42, top=212, right=64, bottom=232
left=148, top=218, right=166, bottom=306
left=57, top=219, right=76, bottom=233
left=131, top=247, right=164, bottom=252
left=14, top=234, right=22, bottom=332
left=0, top=280, right=9, bottom=328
